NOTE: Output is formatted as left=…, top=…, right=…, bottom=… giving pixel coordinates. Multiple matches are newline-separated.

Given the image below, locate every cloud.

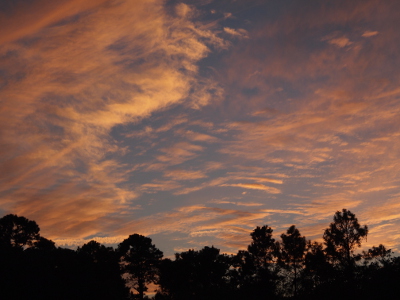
left=163, top=169, right=208, bottom=180
left=293, top=196, right=363, bottom=220
left=140, top=180, right=182, bottom=193
left=118, top=0, right=399, bottom=254
left=221, top=183, right=281, bottom=194
left=261, top=209, right=304, bottom=215
left=224, top=27, right=249, bottom=38
left=207, top=0, right=400, bottom=252
left=209, top=199, right=263, bottom=207
left=362, top=30, right=379, bottom=37
left=1, top=0, right=400, bottom=256
left=252, top=107, right=280, bottom=116
left=326, top=37, right=352, bottom=48
left=175, top=3, right=192, bottom=18
left=359, top=186, right=399, bottom=193
left=185, top=130, right=219, bottom=142
left=173, top=177, right=228, bottom=195
left=157, top=142, right=204, bottom=165
left=242, top=177, right=283, bottom=184
left=235, top=202, right=263, bottom=206
left=361, top=199, right=400, bottom=225
left=155, top=117, right=189, bottom=133
left=203, top=161, right=225, bottom=171
left=0, top=0, right=225, bottom=240
left=0, top=0, right=109, bottom=45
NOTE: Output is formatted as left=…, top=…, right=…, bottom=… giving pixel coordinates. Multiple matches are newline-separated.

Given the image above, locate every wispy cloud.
left=157, top=142, right=204, bottom=165
left=221, top=183, right=281, bottom=194
left=163, top=169, right=208, bottom=181
left=0, top=0, right=225, bottom=239
left=1, top=0, right=400, bottom=256
left=224, top=27, right=249, bottom=38
left=326, top=37, right=352, bottom=48
left=362, top=30, right=379, bottom=37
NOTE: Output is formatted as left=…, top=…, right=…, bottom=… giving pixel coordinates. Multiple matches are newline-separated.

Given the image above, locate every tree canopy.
left=0, top=214, right=40, bottom=249
left=323, top=208, right=368, bottom=269
left=0, top=209, right=398, bottom=300
left=118, top=234, right=163, bottom=300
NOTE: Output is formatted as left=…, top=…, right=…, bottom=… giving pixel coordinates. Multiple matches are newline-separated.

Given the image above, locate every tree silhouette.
left=362, top=244, right=392, bottom=267
left=248, top=225, right=276, bottom=268
left=302, top=240, right=333, bottom=293
left=318, top=209, right=369, bottom=298
left=278, top=225, right=306, bottom=297
left=323, top=209, right=368, bottom=270
left=0, top=214, right=40, bottom=249
left=77, top=240, right=129, bottom=299
left=0, top=214, right=54, bottom=299
left=234, top=225, right=279, bottom=299
left=1, top=211, right=398, bottom=299
left=78, top=240, right=115, bottom=264
left=118, top=234, right=163, bottom=299
left=157, top=246, right=232, bottom=300
left=32, top=236, right=56, bottom=250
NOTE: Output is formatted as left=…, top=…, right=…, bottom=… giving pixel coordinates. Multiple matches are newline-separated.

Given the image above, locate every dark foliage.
left=0, top=214, right=129, bottom=300
left=118, top=234, right=163, bottom=299
left=278, top=225, right=306, bottom=297
left=0, top=214, right=40, bottom=249
left=232, top=225, right=280, bottom=299
left=157, top=246, right=234, bottom=300
left=323, top=209, right=368, bottom=269
left=0, top=209, right=399, bottom=300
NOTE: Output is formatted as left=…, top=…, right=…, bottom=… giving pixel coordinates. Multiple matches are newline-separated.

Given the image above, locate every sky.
left=1, top=0, right=400, bottom=257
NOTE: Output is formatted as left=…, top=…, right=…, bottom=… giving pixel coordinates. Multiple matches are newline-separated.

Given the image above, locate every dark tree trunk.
left=138, top=278, right=145, bottom=300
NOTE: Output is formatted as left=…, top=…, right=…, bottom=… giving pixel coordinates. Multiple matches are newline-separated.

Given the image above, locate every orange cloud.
left=0, top=0, right=225, bottom=240
left=221, top=183, right=281, bottom=194
left=224, top=27, right=249, bottom=38
left=362, top=30, right=379, bottom=37
left=0, top=0, right=109, bottom=45
left=1, top=0, right=400, bottom=256
left=327, top=37, right=352, bottom=48
left=163, top=169, right=208, bottom=181
left=157, top=142, right=204, bottom=165
left=184, top=130, right=219, bottom=143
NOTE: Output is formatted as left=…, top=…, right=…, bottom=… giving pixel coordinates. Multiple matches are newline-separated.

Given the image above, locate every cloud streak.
left=0, top=0, right=225, bottom=240
left=221, top=183, right=281, bottom=194
left=1, top=0, right=400, bottom=256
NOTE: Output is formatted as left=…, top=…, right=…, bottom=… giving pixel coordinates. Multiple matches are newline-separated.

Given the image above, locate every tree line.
left=0, top=209, right=399, bottom=299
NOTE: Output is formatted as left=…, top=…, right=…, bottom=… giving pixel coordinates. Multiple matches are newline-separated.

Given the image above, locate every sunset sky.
left=1, top=0, right=400, bottom=256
